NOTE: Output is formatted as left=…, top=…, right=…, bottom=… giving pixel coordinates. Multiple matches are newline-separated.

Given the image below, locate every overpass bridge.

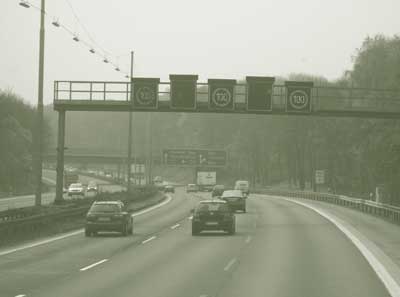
left=44, top=148, right=161, bottom=165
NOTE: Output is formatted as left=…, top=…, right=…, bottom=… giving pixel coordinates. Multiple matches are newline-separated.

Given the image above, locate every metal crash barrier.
left=255, top=189, right=400, bottom=225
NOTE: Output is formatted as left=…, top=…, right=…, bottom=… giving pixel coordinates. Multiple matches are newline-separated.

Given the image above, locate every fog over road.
left=0, top=187, right=392, bottom=297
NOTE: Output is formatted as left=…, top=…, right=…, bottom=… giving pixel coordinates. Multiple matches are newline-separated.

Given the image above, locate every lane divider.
left=223, top=258, right=237, bottom=272
left=80, top=259, right=108, bottom=272
left=14, top=294, right=26, bottom=297
left=283, top=198, right=400, bottom=297
left=171, top=223, right=180, bottom=229
left=0, top=195, right=173, bottom=257
left=245, top=236, right=252, bottom=244
left=142, top=236, right=157, bottom=244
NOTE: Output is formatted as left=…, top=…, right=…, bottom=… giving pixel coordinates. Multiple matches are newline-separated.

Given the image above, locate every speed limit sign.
left=285, top=81, right=313, bottom=113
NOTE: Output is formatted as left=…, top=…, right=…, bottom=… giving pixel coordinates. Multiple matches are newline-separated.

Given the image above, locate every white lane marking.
left=131, top=195, right=172, bottom=218
left=142, top=236, right=157, bottom=244
left=284, top=198, right=400, bottom=297
left=199, top=295, right=208, bottom=297
left=0, top=195, right=173, bottom=257
left=0, top=230, right=83, bottom=257
left=245, top=236, right=252, bottom=244
left=223, top=258, right=237, bottom=272
left=171, top=223, right=180, bottom=229
left=15, top=295, right=26, bottom=297
left=80, top=259, right=108, bottom=272
left=188, top=216, right=193, bottom=220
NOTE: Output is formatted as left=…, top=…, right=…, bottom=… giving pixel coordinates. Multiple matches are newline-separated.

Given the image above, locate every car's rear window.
left=90, top=204, right=120, bottom=213
left=222, top=190, right=243, bottom=198
left=196, top=203, right=229, bottom=212
left=70, top=183, right=82, bottom=188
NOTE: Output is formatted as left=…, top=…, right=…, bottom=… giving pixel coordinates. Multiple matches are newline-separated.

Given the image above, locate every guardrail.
left=256, top=188, right=400, bottom=225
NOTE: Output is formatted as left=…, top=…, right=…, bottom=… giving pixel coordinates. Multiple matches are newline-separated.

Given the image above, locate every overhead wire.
left=20, top=0, right=131, bottom=77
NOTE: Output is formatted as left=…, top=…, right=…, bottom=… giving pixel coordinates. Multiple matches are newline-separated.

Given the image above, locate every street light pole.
left=127, top=51, right=134, bottom=192
left=34, top=0, right=45, bottom=206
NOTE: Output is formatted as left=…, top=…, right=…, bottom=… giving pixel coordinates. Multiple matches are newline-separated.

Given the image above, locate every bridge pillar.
left=55, top=110, right=66, bottom=203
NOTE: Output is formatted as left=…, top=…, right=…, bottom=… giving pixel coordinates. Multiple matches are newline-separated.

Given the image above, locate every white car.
left=68, top=183, right=85, bottom=197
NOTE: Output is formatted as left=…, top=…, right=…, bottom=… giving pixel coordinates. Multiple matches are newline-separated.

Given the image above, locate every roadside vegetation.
left=0, top=91, right=50, bottom=197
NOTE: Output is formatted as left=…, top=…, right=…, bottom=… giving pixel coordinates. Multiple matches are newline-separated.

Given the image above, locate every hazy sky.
left=1, top=0, right=399, bottom=105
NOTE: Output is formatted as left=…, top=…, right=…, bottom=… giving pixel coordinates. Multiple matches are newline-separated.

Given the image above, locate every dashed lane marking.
left=171, top=223, right=180, bottom=229
left=142, top=236, right=157, bottom=244
left=224, top=258, right=237, bottom=272
left=80, top=259, right=108, bottom=272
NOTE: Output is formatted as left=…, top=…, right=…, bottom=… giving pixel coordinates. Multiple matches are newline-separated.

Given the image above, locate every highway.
left=0, top=170, right=121, bottom=211
left=0, top=188, right=393, bottom=297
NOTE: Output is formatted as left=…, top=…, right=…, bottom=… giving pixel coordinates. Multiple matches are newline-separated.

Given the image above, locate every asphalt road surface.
left=0, top=188, right=392, bottom=297
left=0, top=170, right=122, bottom=211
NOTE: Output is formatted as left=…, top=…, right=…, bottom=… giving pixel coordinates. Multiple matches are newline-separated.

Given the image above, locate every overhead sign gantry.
left=52, top=74, right=400, bottom=203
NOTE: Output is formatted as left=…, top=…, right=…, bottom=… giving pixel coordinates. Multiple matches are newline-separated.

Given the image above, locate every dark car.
left=211, top=184, right=225, bottom=197
left=221, top=190, right=247, bottom=212
left=85, top=201, right=133, bottom=236
left=164, top=185, right=175, bottom=193
left=191, top=200, right=236, bottom=235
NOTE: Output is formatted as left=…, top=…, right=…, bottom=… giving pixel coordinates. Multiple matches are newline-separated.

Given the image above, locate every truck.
left=64, top=170, right=79, bottom=188
left=196, top=171, right=216, bottom=192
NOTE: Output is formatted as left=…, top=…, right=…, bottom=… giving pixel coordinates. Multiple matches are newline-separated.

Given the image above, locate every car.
left=164, top=184, right=175, bottom=193
left=186, top=184, right=198, bottom=193
left=221, top=189, right=247, bottom=212
left=85, top=201, right=133, bottom=236
left=67, top=183, right=85, bottom=197
left=234, top=180, right=250, bottom=195
left=211, top=184, right=225, bottom=197
left=191, top=200, right=236, bottom=235
left=86, top=181, right=98, bottom=193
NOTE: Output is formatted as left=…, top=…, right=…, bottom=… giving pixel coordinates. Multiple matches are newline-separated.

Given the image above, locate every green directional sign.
left=170, top=74, right=198, bottom=110
left=132, top=77, right=160, bottom=109
left=246, top=76, right=275, bottom=111
left=285, top=81, right=313, bottom=113
left=163, top=149, right=226, bottom=166
left=208, top=79, right=236, bottom=111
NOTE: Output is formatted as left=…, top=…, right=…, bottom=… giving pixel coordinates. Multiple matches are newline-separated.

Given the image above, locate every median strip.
left=0, top=194, right=172, bottom=257
left=80, top=259, right=108, bottom=272
left=142, top=236, right=157, bottom=244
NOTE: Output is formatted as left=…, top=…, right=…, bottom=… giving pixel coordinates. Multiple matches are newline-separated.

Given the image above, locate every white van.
left=234, top=180, right=250, bottom=195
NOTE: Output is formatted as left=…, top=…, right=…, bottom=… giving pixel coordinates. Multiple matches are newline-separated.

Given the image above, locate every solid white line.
left=0, top=230, right=83, bottom=257
left=171, top=223, right=180, bottom=229
left=80, top=259, right=108, bottom=272
left=14, top=295, right=26, bottom=297
left=142, top=236, right=156, bottom=244
left=131, top=195, right=172, bottom=218
left=0, top=195, right=173, bottom=257
left=245, top=236, right=252, bottom=244
left=223, top=258, right=237, bottom=272
left=284, top=198, right=400, bottom=297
